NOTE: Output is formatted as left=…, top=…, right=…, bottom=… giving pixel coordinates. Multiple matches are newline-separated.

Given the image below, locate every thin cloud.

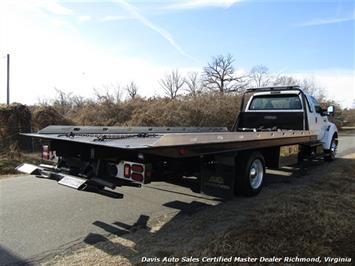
left=31, top=0, right=73, bottom=15
left=78, top=15, right=91, bottom=23
left=112, top=0, right=198, bottom=63
left=101, top=15, right=133, bottom=21
left=298, top=15, right=354, bottom=27
left=50, top=18, right=79, bottom=33
left=163, top=0, right=243, bottom=10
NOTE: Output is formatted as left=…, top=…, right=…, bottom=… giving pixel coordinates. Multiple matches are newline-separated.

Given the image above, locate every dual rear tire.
left=236, top=151, right=265, bottom=197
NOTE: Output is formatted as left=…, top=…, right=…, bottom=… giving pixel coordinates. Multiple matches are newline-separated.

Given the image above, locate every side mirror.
left=327, top=105, right=335, bottom=115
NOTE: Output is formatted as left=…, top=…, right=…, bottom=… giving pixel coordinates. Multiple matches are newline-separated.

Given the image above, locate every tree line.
left=158, top=54, right=325, bottom=100
left=38, top=53, right=330, bottom=116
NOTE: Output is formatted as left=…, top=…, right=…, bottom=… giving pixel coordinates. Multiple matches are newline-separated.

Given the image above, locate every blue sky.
left=0, top=0, right=354, bottom=106
left=64, top=0, right=354, bottom=70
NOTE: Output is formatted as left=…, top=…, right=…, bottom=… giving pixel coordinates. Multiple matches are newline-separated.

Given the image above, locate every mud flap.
left=200, top=152, right=237, bottom=199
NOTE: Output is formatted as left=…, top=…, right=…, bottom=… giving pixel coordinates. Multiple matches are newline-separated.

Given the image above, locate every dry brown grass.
left=0, top=152, right=43, bottom=175
left=128, top=94, right=240, bottom=128
left=40, top=154, right=355, bottom=266
left=32, top=93, right=241, bottom=129
left=32, top=106, right=74, bottom=131
left=0, top=104, right=32, bottom=151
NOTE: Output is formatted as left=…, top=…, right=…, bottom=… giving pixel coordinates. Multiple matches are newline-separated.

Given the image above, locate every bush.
left=32, top=106, right=74, bottom=131
left=0, top=104, right=32, bottom=152
left=122, top=94, right=241, bottom=129
left=343, top=109, right=355, bottom=126
left=45, top=93, right=242, bottom=129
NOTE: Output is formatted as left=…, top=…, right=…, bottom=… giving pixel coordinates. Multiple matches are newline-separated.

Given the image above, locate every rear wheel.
left=236, top=151, right=265, bottom=196
left=324, top=135, right=338, bottom=162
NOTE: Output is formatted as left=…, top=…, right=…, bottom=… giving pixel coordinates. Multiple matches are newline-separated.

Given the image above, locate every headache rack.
left=246, top=85, right=301, bottom=92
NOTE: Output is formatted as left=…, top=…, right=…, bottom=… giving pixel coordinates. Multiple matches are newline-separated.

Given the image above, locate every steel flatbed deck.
left=24, top=126, right=317, bottom=158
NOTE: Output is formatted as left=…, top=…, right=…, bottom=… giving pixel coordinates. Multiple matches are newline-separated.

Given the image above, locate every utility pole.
left=7, top=54, right=10, bottom=105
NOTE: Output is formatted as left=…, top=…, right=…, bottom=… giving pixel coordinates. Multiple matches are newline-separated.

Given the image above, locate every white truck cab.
left=239, top=86, right=338, bottom=160
left=304, top=94, right=337, bottom=150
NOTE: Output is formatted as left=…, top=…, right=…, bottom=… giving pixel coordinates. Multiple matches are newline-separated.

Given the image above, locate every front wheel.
left=236, top=151, right=265, bottom=197
left=324, top=135, right=338, bottom=162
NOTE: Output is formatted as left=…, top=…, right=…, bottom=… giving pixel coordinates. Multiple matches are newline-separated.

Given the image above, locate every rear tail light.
left=123, top=164, right=131, bottom=178
left=131, top=164, right=144, bottom=173
left=117, top=161, right=148, bottom=184
left=131, top=173, right=143, bottom=182
left=115, top=161, right=151, bottom=183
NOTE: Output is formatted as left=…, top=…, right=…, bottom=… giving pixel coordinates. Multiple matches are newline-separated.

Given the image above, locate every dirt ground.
left=39, top=153, right=355, bottom=266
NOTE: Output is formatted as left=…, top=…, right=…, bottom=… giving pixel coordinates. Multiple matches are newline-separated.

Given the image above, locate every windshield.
left=249, top=94, right=302, bottom=110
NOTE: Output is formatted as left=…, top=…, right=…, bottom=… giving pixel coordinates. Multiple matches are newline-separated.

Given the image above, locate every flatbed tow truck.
left=17, top=86, right=338, bottom=198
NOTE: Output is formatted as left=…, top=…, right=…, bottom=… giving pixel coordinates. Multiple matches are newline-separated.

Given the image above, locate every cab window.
left=305, top=95, right=314, bottom=112
left=310, top=96, right=322, bottom=113
left=249, top=94, right=302, bottom=110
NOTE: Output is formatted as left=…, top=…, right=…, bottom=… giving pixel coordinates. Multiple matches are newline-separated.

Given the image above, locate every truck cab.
left=235, top=86, right=338, bottom=160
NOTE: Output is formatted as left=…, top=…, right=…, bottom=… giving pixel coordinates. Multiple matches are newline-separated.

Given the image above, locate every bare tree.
left=93, top=83, right=122, bottom=104
left=71, top=95, right=86, bottom=108
left=52, top=88, right=73, bottom=114
left=250, top=65, right=271, bottom=87
left=37, top=97, right=50, bottom=106
left=159, top=70, right=185, bottom=99
left=184, top=71, right=201, bottom=96
left=125, top=81, right=139, bottom=99
left=272, top=75, right=325, bottom=100
left=203, top=54, right=249, bottom=93
left=300, top=78, right=326, bottom=101
left=272, top=75, right=299, bottom=86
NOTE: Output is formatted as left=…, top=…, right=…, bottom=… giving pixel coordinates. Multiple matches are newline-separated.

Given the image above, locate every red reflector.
left=131, top=173, right=143, bottom=182
left=179, top=148, right=188, bottom=155
left=131, top=164, right=144, bottom=173
left=123, top=164, right=131, bottom=178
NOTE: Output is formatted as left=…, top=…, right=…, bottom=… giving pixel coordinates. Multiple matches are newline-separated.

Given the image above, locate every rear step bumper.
left=58, top=175, right=88, bottom=190
left=16, top=163, right=141, bottom=191
left=16, top=163, right=91, bottom=190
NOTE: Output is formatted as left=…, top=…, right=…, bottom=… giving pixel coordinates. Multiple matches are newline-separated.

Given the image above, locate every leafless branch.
left=125, top=81, right=139, bottom=99
left=184, top=71, right=202, bottom=96
left=250, top=65, right=271, bottom=87
left=159, top=69, right=185, bottom=99
left=202, top=54, right=249, bottom=93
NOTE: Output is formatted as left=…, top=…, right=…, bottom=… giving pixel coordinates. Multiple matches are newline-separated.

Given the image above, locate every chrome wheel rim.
left=249, top=159, right=264, bottom=189
left=331, top=139, right=337, bottom=156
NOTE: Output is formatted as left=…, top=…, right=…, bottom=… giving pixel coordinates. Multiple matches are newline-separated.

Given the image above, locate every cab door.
left=306, top=95, right=326, bottom=140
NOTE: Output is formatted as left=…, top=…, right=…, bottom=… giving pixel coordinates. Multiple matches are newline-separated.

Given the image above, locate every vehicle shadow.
left=83, top=200, right=213, bottom=258
left=83, top=214, right=151, bottom=256
left=0, top=245, right=29, bottom=266
left=165, top=176, right=201, bottom=193
left=263, top=158, right=326, bottom=186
